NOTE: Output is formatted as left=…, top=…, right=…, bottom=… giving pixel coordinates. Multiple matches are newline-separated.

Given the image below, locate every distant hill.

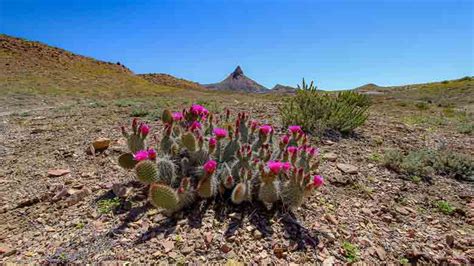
left=0, top=34, right=172, bottom=96
left=204, top=66, right=268, bottom=93
left=138, top=73, right=205, bottom=91
left=270, top=84, right=296, bottom=93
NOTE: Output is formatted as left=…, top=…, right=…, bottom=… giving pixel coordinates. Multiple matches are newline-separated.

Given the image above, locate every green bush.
left=279, top=79, right=371, bottom=135
left=435, top=200, right=455, bottom=215
left=342, top=241, right=359, bottom=263
left=130, top=108, right=149, bottom=117
left=383, top=148, right=473, bottom=181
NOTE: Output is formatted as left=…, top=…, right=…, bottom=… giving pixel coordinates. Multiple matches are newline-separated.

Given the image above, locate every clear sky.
left=0, top=0, right=472, bottom=90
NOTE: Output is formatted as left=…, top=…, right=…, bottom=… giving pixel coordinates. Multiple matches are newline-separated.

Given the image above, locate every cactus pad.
left=135, top=160, right=158, bottom=184
left=149, top=184, right=179, bottom=211
left=118, top=153, right=137, bottom=169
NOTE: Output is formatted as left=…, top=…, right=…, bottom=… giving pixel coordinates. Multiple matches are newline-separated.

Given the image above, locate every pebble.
left=336, top=163, right=358, bottom=174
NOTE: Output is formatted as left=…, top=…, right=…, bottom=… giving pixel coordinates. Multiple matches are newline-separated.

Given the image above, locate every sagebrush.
left=279, top=79, right=371, bottom=135
left=383, top=148, right=473, bottom=181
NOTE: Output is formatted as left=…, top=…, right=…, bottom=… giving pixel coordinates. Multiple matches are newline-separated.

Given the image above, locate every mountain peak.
left=231, top=65, right=244, bottom=78
left=204, top=65, right=268, bottom=93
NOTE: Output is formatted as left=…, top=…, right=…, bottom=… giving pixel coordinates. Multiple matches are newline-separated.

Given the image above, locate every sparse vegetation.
left=383, top=148, right=473, bottom=181
left=279, top=79, right=371, bottom=135
left=97, top=198, right=121, bottom=214
left=435, top=200, right=455, bottom=215
left=342, top=241, right=359, bottom=263
left=130, top=108, right=150, bottom=117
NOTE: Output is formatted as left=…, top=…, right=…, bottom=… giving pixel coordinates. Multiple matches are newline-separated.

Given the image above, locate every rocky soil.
left=0, top=93, right=473, bottom=264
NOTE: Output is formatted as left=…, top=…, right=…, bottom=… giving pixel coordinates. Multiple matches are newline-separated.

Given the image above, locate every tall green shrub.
left=279, top=79, right=371, bottom=135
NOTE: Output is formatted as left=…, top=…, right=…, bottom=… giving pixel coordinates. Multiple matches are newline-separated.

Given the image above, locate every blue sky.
left=0, top=0, right=472, bottom=90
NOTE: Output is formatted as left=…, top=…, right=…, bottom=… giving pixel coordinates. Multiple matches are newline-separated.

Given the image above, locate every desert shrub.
left=415, top=102, right=430, bottom=110
left=130, top=108, right=149, bottom=117
left=342, top=241, right=359, bottom=263
left=457, top=122, right=473, bottom=135
left=383, top=148, right=473, bottom=181
left=279, top=79, right=371, bottom=135
left=435, top=200, right=455, bottom=215
left=433, top=151, right=473, bottom=181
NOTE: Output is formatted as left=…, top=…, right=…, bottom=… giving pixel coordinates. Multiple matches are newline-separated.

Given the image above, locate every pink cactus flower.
left=133, top=150, right=149, bottom=161
left=209, top=137, right=217, bottom=147
left=259, top=125, right=273, bottom=135
left=282, top=162, right=292, bottom=171
left=189, top=121, right=201, bottom=131
left=267, top=160, right=283, bottom=174
left=139, top=123, right=150, bottom=136
left=287, top=146, right=298, bottom=154
left=172, top=112, right=184, bottom=121
left=190, top=104, right=208, bottom=117
left=313, top=175, right=324, bottom=188
left=306, top=147, right=318, bottom=157
left=250, top=120, right=259, bottom=130
left=288, top=125, right=302, bottom=134
left=213, top=128, right=228, bottom=139
left=147, top=149, right=157, bottom=160
left=281, top=135, right=290, bottom=145
left=203, top=160, right=217, bottom=174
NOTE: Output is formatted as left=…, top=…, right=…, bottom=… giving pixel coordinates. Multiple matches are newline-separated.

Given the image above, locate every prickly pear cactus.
left=116, top=105, right=324, bottom=215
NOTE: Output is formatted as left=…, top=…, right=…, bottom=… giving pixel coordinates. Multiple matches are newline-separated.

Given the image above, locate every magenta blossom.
left=209, top=137, right=217, bottom=147
left=139, top=123, right=150, bottom=136
left=288, top=125, right=302, bottom=134
left=213, top=128, right=228, bottom=139
left=190, top=104, right=208, bottom=117
left=203, top=160, right=217, bottom=174
left=189, top=121, right=201, bottom=131
left=282, top=162, right=292, bottom=171
left=259, top=125, right=273, bottom=135
left=172, top=112, right=184, bottom=121
left=313, top=175, right=324, bottom=188
left=287, top=146, right=298, bottom=154
left=267, top=161, right=283, bottom=175
left=306, top=147, right=318, bottom=156
left=133, top=150, right=149, bottom=161
left=147, top=149, right=157, bottom=160
left=281, top=135, right=290, bottom=145
left=250, top=120, right=259, bottom=130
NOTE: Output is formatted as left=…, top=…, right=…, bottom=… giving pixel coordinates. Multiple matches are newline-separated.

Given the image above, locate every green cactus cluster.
left=117, top=105, right=324, bottom=215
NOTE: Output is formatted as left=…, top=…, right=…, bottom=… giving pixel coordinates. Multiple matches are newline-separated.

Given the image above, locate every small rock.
left=336, top=163, right=358, bottom=174
left=47, top=169, right=70, bottom=177
left=66, top=188, right=91, bottom=206
left=396, top=206, right=410, bottom=216
left=323, top=152, right=338, bottom=162
left=325, top=214, right=338, bottom=225
left=322, top=256, right=335, bottom=266
left=273, top=246, right=285, bottom=259
left=375, top=246, right=386, bottom=260
left=446, top=235, right=455, bottom=247
left=52, top=186, right=70, bottom=202
left=0, top=244, right=16, bottom=256
left=221, top=244, right=232, bottom=253
left=181, top=246, right=193, bottom=255
left=112, top=183, right=127, bottom=198
left=253, top=230, right=263, bottom=239
left=204, top=232, right=213, bottom=245
left=229, top=212, right=242, bottom=220
left=162, top=240, right=174, bottom=253
left=92, top=137, right=111, bottom=151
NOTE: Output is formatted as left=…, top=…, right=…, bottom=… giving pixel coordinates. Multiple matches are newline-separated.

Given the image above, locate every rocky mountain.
left=204, top=66, right=268, bottom=93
